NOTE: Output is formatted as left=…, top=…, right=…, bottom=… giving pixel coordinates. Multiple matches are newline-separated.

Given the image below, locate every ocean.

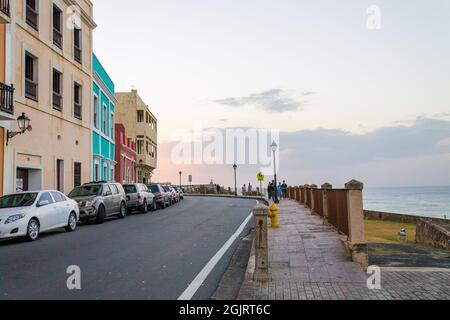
left=364, top=186, right=450, bottom=220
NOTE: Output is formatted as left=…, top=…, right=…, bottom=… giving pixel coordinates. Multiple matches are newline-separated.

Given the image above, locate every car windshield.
left=0, top=193, right=38, bottom=208
left=148, top=185, right=159, bottom=193
left=123, top=185, right=137, bottom=194
left=69, top=185, right=102, bottom=197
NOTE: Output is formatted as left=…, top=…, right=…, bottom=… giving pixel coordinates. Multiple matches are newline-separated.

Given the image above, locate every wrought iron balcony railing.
left=0, top=82, right=14, bottom=115
left=0, top=0, right=10, bottom=17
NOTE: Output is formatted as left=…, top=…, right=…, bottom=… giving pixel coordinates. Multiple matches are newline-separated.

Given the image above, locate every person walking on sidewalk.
left=267, top=182, right=274, bottom=201
left=281, top=180, right=288, bottom=200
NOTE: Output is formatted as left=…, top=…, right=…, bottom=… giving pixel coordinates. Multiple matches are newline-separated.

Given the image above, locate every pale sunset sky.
left=92, top=0, right=450, bottom=188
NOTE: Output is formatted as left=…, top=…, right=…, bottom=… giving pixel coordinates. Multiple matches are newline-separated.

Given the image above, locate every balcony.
left=0, top=0, right=10, bottom=23
left=137, top=154, right=157, bottom=170
left=0, top=82, right=14, bottom=120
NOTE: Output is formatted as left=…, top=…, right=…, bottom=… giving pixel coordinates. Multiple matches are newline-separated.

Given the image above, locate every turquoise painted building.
left=92, top=54, right=116, bottom=182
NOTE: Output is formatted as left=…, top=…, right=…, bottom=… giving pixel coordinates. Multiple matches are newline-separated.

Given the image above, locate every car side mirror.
left=104, top=191, right=112, bottom=197
left=37, top=200, right=50, bottom=207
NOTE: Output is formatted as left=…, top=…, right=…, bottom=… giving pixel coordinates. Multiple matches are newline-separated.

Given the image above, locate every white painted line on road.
left=177, top=209, right=255, bottom=300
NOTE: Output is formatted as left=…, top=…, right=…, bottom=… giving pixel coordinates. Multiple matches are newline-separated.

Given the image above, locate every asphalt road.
left=0, top=197, right=256, bottom=300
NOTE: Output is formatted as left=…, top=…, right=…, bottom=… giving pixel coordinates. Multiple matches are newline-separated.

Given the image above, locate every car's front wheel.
left=141, top=200, right=148, bottom=213
left=118, top=202, right=127, bottom=219
left=26, top=219, right=40, bottom=242
left=65, top=212, right=77, bottom=232
left=95, top=205, right=106, bottom=224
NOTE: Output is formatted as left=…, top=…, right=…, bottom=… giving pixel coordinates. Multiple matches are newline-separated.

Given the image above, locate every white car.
left=0, top=191, right=80, bottom=241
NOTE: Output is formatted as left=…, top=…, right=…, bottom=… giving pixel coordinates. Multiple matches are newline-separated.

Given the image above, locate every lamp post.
left=179, top=171, right=182, bottom=189
left=233, top=164, right=237, bottom=196
left=271, top=141, right=279, bottom=204
left=7, top=112, right=32, bottom=146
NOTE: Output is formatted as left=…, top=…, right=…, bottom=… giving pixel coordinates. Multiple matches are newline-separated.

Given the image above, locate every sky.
left=92, top=0, right=450, bottom=188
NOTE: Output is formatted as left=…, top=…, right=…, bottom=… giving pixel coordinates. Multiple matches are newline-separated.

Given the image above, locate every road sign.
left=257, top=172, right=265, bottom=182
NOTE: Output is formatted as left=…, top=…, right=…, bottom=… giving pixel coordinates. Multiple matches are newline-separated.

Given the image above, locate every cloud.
left=155, top=118, right=450, bottom=187
left=212, top=89, right=316, bottom=113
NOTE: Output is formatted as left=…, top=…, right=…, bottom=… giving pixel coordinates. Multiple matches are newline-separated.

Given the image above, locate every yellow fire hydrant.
left=268, top=203, right=280, bottom=228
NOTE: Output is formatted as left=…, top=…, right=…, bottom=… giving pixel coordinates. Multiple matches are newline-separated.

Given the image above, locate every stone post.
left=321, top=183, right=332, bottom=225
left=310, top=184, right=318, bottom=214
left=303, top=185, right=310, bottom=208
left=345, top=179, right=368, bottom=270
left=253, top=204, right=271, bottom=282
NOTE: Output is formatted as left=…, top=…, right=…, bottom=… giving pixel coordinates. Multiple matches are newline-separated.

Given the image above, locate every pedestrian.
left=216, top=184, right=221, bottom=194
left=248, top=183, right=252, bottom=195
left=277, top=183, right=283, bottom=200
left=242, top=184, right=246, bottom=196
left=267, top=182, right=273, bottom=201
left=281, top=180, right=288, bottom=200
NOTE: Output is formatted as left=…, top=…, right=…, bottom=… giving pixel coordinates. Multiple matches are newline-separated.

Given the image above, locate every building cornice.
left=93, top=73, right=117, bottom=104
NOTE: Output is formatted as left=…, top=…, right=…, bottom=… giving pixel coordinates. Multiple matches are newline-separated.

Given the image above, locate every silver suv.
left=68, top=182, right=127, bottom=224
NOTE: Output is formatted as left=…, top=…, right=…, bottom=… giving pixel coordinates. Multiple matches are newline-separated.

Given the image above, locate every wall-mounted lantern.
left=7, top=112, right=32, bottom=146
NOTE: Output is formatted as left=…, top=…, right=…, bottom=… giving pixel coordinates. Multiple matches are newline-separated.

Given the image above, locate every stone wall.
left=364, top=210, right=448, bottom=225
left=415, top=219, right=450, bottom=250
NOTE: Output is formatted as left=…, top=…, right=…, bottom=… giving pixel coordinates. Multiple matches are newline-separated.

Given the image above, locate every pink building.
left=115, top=124, right=137, bottom=184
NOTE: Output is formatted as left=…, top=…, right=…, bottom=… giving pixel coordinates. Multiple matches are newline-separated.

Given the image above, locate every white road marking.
left=177, top=208, right=255, bottom=300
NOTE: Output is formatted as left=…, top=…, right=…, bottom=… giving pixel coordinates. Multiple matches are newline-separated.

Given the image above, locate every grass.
left=365, top=219, right=417, bottom=244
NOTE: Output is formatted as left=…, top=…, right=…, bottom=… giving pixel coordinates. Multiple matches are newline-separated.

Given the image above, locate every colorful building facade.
left=114, top=124, right=137, bottom=184
left=9, top=0, right=96, bottom=193
left=116, top=90, right=157, bottom=185
left=92, top=53, right=115, bottom=182
left=0, top=0, right=15, bottom=196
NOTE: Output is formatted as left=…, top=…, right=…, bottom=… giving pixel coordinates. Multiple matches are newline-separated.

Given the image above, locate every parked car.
left=164, top=185, right=179, bottom=204
left=68, top=182, right=127, bottom=224
left=123, top=183, right=156, bottom=214
left=173, top=186, right=184, bottom=200
left=0, top=191, right=79, bottom=242
left=147, top=184, right=171, bottom=209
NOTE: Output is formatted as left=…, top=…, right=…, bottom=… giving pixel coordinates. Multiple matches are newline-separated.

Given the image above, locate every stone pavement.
left=237, top=200, right=450, bottom=300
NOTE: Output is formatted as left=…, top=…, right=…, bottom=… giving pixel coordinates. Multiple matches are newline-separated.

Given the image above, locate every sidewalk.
left=237, top=200, right=450, bottom=300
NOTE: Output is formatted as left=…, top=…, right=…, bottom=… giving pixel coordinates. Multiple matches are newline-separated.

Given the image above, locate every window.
left=103, top=184, right=111, bottom=195
left=122, top=157, right=126, bottom=182
left=52, top=69, right=62, bottom=110
left=26, top=0, right=38, bottom=30
left=94, top=163, right=99, bottom=182
left=74, top=82, right=82, bottom=120
left=38, top=192, right=54, bottom=205
left=103, top=165, right=107, bottom=181
left=74, top=162, right=82, bottom=187
left=51, top=192, right=66, bottom=203
left=110, top=114, right=114, bottom=138
left=111, top=168, right=114, bottom=182
left=74, top=27, right=82, bottom=63
left=25, top=52, right=38, bottom=100
left=103, top=104, right=107, bottom=133
left=110, top=184, right=119, bottom=195
left=93, top=95, right=99, bottom=129
left=137, top=140, right=144, bottom=155
left=53, top=5, right=63, bottom=49
left=137, top=110, right=144, bottom=123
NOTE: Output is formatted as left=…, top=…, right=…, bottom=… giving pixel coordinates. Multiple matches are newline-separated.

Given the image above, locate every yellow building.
left=8, top=0, right=96, bottom=193
left=116, top=90, right=157, bottom=184
left=0, top=0, right=15, bottom=196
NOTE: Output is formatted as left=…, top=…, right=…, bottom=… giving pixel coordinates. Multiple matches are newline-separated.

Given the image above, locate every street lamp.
left=179, top=171, right=182, bottom=189
left=233, top=164, right=238, bottom=196
left=271, top=141, right=279, bottom=204
left=7, top=113, right=32, bottom=146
